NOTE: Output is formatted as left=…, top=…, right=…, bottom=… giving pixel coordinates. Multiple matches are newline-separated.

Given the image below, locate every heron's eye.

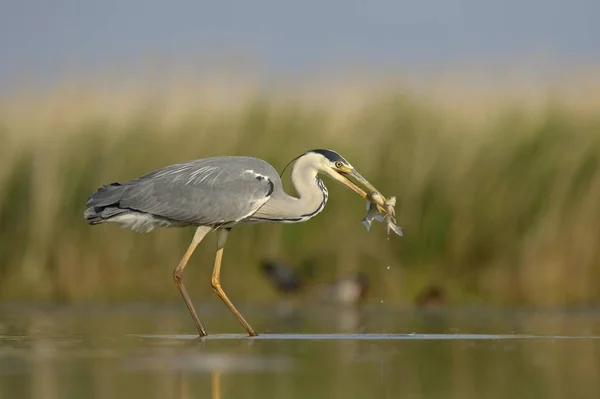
left=334, top=161, right=344, bottom=169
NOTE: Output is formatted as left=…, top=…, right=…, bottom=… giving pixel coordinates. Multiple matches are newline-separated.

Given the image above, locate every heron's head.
left=304, top=149, right=378, bottom=200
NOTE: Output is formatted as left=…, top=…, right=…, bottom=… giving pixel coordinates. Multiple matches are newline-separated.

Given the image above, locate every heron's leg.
left=173, top=225, right=212, bottom=337
left=211, top=228, right=258, bottom=336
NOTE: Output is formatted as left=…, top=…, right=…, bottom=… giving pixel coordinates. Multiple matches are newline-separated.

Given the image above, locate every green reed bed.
left=1, top=79, right=599, bottom=306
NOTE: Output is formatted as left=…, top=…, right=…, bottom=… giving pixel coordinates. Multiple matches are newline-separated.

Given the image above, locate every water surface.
left=1, top=303, right=599, bottom=399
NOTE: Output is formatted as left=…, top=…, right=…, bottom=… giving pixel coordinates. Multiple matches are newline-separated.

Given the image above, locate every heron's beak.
left=335, top=168, right=378, bottom=200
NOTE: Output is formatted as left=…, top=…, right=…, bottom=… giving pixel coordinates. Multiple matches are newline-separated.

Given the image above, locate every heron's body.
left=85, top=156, right=329, bottom=232
left=84, top=149, right=380, bottom=337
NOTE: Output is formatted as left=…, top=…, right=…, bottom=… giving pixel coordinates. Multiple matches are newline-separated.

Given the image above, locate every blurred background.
left=1, top=0, right=599, bottom=306
left=1, top=1, right=600, bottom=398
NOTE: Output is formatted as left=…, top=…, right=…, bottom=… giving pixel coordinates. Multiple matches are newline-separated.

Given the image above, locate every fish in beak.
left=330, top=167, right=403, bottom=237
left=333, top=168, right=377, bottom=200
left=363, top=193, right=403, bottom=237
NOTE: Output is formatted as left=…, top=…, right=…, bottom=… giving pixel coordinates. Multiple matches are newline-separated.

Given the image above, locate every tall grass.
left=1, top=70, right=600, bottom=306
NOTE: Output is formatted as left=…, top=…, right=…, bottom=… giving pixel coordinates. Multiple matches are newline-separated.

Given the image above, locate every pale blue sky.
left=1, top=0, right=598, bottom=89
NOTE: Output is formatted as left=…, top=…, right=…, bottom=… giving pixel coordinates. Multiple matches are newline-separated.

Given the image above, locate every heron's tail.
left=84, top=182, right=128, bottom=224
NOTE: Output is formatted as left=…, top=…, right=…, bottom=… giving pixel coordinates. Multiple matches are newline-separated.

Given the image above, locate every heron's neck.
left=252, top=158, right=328, bottom=222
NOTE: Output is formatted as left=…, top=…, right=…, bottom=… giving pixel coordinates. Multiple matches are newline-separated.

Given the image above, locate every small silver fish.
left=362, top=200, right=385, bottom=232
left=361, top=192, right=403, bottom=237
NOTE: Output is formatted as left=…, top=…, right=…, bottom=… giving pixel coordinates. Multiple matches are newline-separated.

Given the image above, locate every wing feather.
left=89, top=157, right=277, bottom=226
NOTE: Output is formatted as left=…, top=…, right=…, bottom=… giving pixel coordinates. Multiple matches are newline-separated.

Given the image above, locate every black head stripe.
left=280, top=149, right=350, bottom=178
left=308, top=149, right=350, bottom=165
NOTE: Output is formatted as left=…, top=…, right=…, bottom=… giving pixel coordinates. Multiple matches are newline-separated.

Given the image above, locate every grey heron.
left=84, top=149, right=381, bottom=337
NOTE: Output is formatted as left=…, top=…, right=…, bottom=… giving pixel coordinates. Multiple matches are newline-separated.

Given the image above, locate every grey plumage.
left=85, top=156, right=279, bottom=232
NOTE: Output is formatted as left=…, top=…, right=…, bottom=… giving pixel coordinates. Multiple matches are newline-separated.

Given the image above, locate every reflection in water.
left=212, top=370, right=221, bottom=399
left=31, top=319, right=58, bottom=399
left=1, top=303, right=600, bottom=399
left=174, top=370, right=221, bottom=399
left=264, top=302, right=367, bottom=335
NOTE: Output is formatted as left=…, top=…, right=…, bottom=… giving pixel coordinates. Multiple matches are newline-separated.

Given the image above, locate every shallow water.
left=1, top=302, right=600, bottom=399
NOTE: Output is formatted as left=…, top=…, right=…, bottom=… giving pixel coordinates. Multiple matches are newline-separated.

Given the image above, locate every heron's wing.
left=89, top=157, right=277, bottom=226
